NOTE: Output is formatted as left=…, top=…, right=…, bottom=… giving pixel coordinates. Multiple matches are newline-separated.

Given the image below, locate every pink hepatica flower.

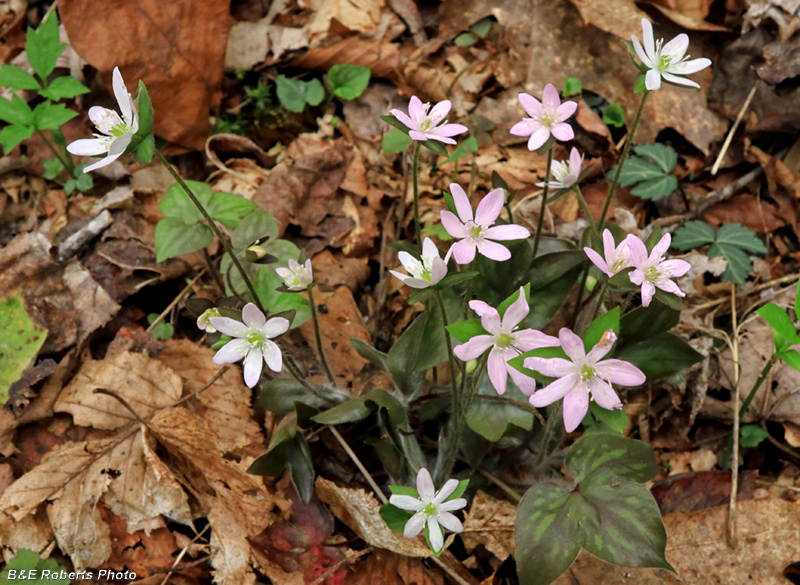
left=67, top=67, right=139, bottom=172
left=390, top=96, right=468, bottom=144
left=390, top=237, right=447, bottom=289
left=209, top=303, right=289, bottom=388
left=389, top=468, right=467, bottom=553
left=441, top=184, right=530, bottom=264
left=276, top=259, right=313, bottom=291
left=632, top=18, right=712, bottom=91
left=626, top=233, right=690, bottom=307
left=453, top=288, right=559, bottom=396
left=525, top=329, right=645, bottom=432
left=584, top=229, right=632, bottom=278
left=536, top=147, right=583, bottom=189
left=511, top=83, right=577, bottom=151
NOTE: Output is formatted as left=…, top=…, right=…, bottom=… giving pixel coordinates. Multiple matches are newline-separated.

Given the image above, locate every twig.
left=688, top=273, right=800, bottom=313
left=309, top=547, right=373, bottom=585
left=430, top=555, right=477, bottom=585
left=93, top=388, right=151, bottom=428
left=171, top=366, right=229, bottom=408
left=328, top=426, right=387, bottom=504
left=147, top=269, right=207, bottom=333
left=727, top=283, right=740, bottom=549
left=712, top=83, right=758, bottom=175
left=159, top=525, right=210, bottom=585
left=477, top=468, right=522, bottom=502
left=57, top=209, right=113, bottom=261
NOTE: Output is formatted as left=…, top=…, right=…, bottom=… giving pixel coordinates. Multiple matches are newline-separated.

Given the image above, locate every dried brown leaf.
left=460, top=491, right=515, bottom=562
left=345, top=549, right=444, bottom=584
left=307, top=0, right=385, bottom=40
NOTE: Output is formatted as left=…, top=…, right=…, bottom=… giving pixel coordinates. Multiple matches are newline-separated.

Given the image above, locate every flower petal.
left=242, top=303, right=266, bottom=328
left=471, top=301, right=501, bottom=334
left=510, top=120, right=534, bottom=137
left=430, top=123, right=469, bottom=137
left=431, top=258, right=448, bottom=284
left=429, top=99, right=452, bottom=121
left=562, top=386, right=589, bottom=432
left=625, top=234, right=648, bottom=268
left=559, top=328, right=585, bottom=362
left=434, top=479, right=459, bottom=504
left=453, top=335, right=494, bottom=361
left=83, top=154, right=119, bottom=173
left=595, top=359, right=646, bottom=386
left=409, top=130, right=430, bottom=141
left=390, top=495, right=423, bottom=512
left=584, top=247, right=611, bottom=276
left=669, top=57, right=711, bottom=75
left=551, top=123, right=574, bottom=142
left=437, top=511, right=463, bottom=533
left=427, top=517, right=444, bottom=552
left=524, top=357, right=576, bottom=378
left=263, top=317, right=290, bottom=338
left=262, top=339, right=283, bottom=372
left=209, top=316, right=249, bottom=338
left=556, top=100, right=578, bottom=122
left=569, top=147, right=582, bottom=170
left=440, top=210, right=469, bottom=240
left=408, top=96, right=424, bottom=120
left=645, top=68, right=662, bottom=91
left=451, top=239, right=478, bottom=264
left=518, top=93, right=543, bottom=119
left=641, top=19, right=656, bottom=63
left=640, top=280, right=656, bottom=307
left=474, top=188, right=505, bottom=226
left=542, top=83, right=560, bottom=111
left=660, top=71, right=701, bottom=88
left=587, top=377, right=622, bottom=410
left=403, top=512, right=427, bottom=538
left=650, top=233, right=672, bottom=260
left=514, top=329, right=560, bottom=352
left=390, top=109, right=416, bottom=130
left=67, top=138, right=110, bottom=157
left=243, top=348, right=264, bottom=388
left=112, top=67, right=133, bottom=123
left=502, top=287, right=529, bottom=330
left=449, top=183, right=473, bottom=223
left=487, top=349, right=509, bottom=395
left=416, top=467, right=436, bottom=500
left=632, top=34, right=654, bottom=68
left=528, top=374, right=578, bottom=408
left=661, top=33, right=689, bottom=61
left=656, top=277, right=685, bottom=297
left=427, top=133, right=457, bottom=145
left=438, top=498, right=467, bottom=512
left=475, top=240, right=511, bottom=261
left=508, top=364, right=537, bottom=396
left=213, top=338, right=250, bottom=364
left=527, top=127, right=550, bottom=151
left=482, top=224, right=531, bottom=241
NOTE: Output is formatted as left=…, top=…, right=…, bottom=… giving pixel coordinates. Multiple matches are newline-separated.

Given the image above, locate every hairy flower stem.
left=411, top=141, right=422, bottom=246
left=435, top=291, right=460, bottom=423
left=154, top=149, right=265, bottom=314
left=435, top=353, right=488, bottom=485
left=591, top=280, right=608, bottom=321
left=722, top=355, right=777, bottom=469
left=598, top=91, right=649, bottom=231
left=571, top=268, right=591, bottom=329
left=573, top=185, right=596, bottom=234
left=532, top=148, right=554, bottom=258
left=37, top=130, right=74, bottom=174
left=505, top=202, right=514, bottom=224
left=307, top=285, right=335, bottom=385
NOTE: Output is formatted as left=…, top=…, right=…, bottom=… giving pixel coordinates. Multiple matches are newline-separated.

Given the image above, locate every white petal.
left=243, top=348, right=264, bottom=387
left=661, top=71, right=701, bottom=89
left=112, top=67, right=133, bottom=123
left=438, top=498, right=467, bottom=512
left=632, top=35, right=654, bottom=69
left=416, top=468, right=435, bottom=500
left=213, top=338, right=250, bottom=364
left=436, top=511, right=463, bottom=533
left=433, top=479, right=459, bottom=505
left=403, top=512, right=427, bottom=538
left=641, top=18, right=656, bottom=63
left=262, top=339, right=283, bottom=372
left=427, top=517, right=444, bottom=552
left=67, top=138, right=111, bottom=157
left=263, top=317, right=290, bottom=338
left=587, top=377, right=622, bottom=410
left=661, top=34, right=689, bottom=61
left=209, top=316, right=248, bottom=337
left=558, top=328, right=585, bottom=362
left=242, top=303, right=266, bottom=328
left=645, top=69, right=662, bottom=91
left=669, top=57, right=711, bottom=75
left=390, top=495, right=423, bottom=512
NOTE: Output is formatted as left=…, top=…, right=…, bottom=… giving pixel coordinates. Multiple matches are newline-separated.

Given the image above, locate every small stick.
left=430, top=555, right=477, bottom=585
left=147, top=269, right=207, bottom=333
left=477, top=468, right=522, bottom=502
left=727, top=282, right=740, bottom=549
left=159, top=525, right=210, bottom=585
left=328, top=426, right=387, bottom=504
left=688, top=273, right=800, bottom=313
left=171, top=366, right=229, bottom=408
left=712, top=83, right=758, bottom=175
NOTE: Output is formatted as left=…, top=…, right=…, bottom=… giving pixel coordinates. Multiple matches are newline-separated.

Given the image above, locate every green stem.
left=281, top=347, right=320, bottom=394
left=435, top=291, right=460, bottom=418
left=37, top=129, right=73, bottom=174
left=411, top=141, right=422, bottom=246
left=722, top=355, right=777, bottom=470
left=591, top=280, right=608, bottom=321
left=619, top=290, right=636, bottom=315
left=505, top=202, right=514, bottom=224
left=533, top=148, right=554, bottom=258
left=571, top=267, right=591, bottom=329
left=154, top=149, right=265, bottom=315
left=308, top=285, right=335, bottom=385
left=598, top=91, right=649, bottom=231
left=573, top=185, right=596, bottom=234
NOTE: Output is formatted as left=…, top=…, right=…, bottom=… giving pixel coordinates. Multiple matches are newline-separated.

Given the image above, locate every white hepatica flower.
left=209, top=303, right=289, bottom=388
left=196, top=307, right=220, bottom=333
left=390, top=237, right=447, bottom=289
left=276, top=259, right=313, bottom=291
left=536, top=147, right=583, bottom=189
left=67, top=67, right=139, bottom=172
left=584, top=229, right=632, bottom=278
left=389, top=468, right=467, bottom=553
left=632, top=18, right=712, bottom=91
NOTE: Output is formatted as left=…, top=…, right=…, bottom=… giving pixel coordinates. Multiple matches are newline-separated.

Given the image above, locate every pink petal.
left=487, top=348, right=509, bottom=395
left=209, top=316, right=248, bottom=338
left=433, top=478, right=459, bottom=503
left=587, top=377, right=622, bottom=410
left=474, top=188, right=505, bottom=226
left=426, top=133, right=457, bottom=145
left=542, top=83, right=560, bottom=111
left=595, top=359, right=646, bottom=386
left=655, top=277, right=685, bottom=297
left=449, top=183, right=473, bottom=223
left=243, top=349, right=264, bottom=387
left=527, top=127, right=550, bottom=151
left=584, top=247, right=612, bottom=277
left=408, top=96, right=424, bottom=120
left=629, top=268, right=645, bottom=286
left=483, top=224, right=531, bottom=241
left=416, top=467, right=435, bottom=499
left=556, top=100, right=578, bottom=122
left=509, top=120, right=534, bottom=137
left=518, top=93, right=543, bottom=118
left=645, top=69, right=662, bottom=91
left=502, top=287, right=529, bottom=330
left=508, top=364, right=537, bottom=396
left=408, top=130, right=430, bottom=141
left=438, top=498, right=467, bottom=512
left=562, top=386, right=589, bottom=432
left=558, top=328, right=585, bottom=362
left=430, top=123, right=469, bottom=137
left=523, top=357, right=575, bottom=378
left=242, top=303, right=266, bottom=328
left=602, top=229, right=616, bottom=263
left=640, top=280, right=656, bottom=307
left=437, top=511, right=463, bottom=533
left=470, top=301, right=501, bottom=334
left=650, top=233, right=672, bottom=260
left=453, top=335, right=494, bottom=361
left=262, top=339, right=283, bottom=372
left=529, top=375, right=577, bottom=408
left=569, top=147, right=582, bottom=170
left=213, top=338, right=250, bottom=364
left=625, top=234, right=648, bottom=268
left=429, top=100, right=452, bottom=121
left=451, top=239, right=478, bottom=264
left=475, top=240, right=511, bottom=261
left=585, top=338, right=614, bottom=364
left=263, top=317, right=290, bottom=339
left=440, top=210, right=469, bottom=238
left=551, top=123, right=574, bottom=142
left=390, top=109, right=415, bottom=130
left=514, top=329, right=560, bottom=352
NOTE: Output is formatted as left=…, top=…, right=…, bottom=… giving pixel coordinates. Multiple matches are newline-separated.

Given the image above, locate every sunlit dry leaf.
left=461, top=491, right=515, bottom=562
left=307, top=0, right=385, bottom=40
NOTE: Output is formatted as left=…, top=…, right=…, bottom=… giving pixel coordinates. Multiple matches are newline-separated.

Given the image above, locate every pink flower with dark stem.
left=584, top=229, right=632, bottom=278
left=440, top=184, right=530, bottom=264
left=626, top=233, right=691, bottom=307
left=453, top=288, right=559, bottom=396
left=510, top=84, right=577, bottom=151
left=525, top=329, right=645, bottom=432
left=390, top=97, right=468, bottom=144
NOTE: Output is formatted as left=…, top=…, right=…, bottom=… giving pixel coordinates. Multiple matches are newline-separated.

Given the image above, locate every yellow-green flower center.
left=580, top=364, right=594, bottom=381
left=246, top=332, right=264, bottom=347
left=109, top=123, right=129, bottom=137
left=496, top=333, right=513, bottom=348
left=424, top=503, right=436, bottom=515
left=658, top=55, right=671, bottom=69
left=542, top=112, right=555, bottom=127
left=470, top=226, right=482, bottom=238
left=645, top=266, right=660, bottom=281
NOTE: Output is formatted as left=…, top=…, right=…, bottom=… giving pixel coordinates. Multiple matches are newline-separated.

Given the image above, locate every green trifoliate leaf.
left=25, top=10, right=64, bottom=81
left=602, top=102, right=625, bottom=128
left=32, top=102, right=77, bottom=130
left=231, top=210, right=279, bottom=250
left=154, top=218, right=214, bottom=262
left=72, top=166, right=93, bottom=192
left=205, top=192, right=257, bottom=228
left=382, top=128, right=412, bottom=153
left=38, top=76, right=89, bottom=100
left=42, top=157, right=64, bottom=180
left=0, top=65, right=40, bottom=90
left=327, top=64, right=371, bottom=100
left=160, top=180, right=212, bottom=222
left=304, top=77, right=325, bottom=106
left=614, top=156, right=664, bottom=186
left=715, top=223, right=767, bottom=254
left=0, top=125, right=34, bottom=154
left=633, top=143, right=678, bottom=174
left=672, top=220, right=716, bottom=250
left=707, top=242, right=752, bottom=285
left=0, top=95, right=35, bottom=126
left=631, top=174, right=678, bottom=200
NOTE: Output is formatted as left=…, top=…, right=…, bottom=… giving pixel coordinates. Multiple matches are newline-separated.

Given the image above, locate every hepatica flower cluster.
left=63, top=17, right=712, bottom=583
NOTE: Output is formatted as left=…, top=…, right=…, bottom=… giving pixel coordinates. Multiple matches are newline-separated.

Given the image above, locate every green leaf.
left=258, top=378, right=329, bottom=416
left=328, top=64, right=371, bottom=100
left=448, top=479, right=470, bottom=500
left=438, top=135, right=478, bottom=167
left=413, top=294, right=454, bottom=372
left=276, top=75, right=308, bottom=113
left=0, top=124, right=34, bottom=153
left=633, top=143, right=678, bottom=174
left=584, top=402, right=629, bottom=435
left=387, top=312, right=430, bottom=395
left=1, top=549, right=70, bottom=584
left=454, top=32, right=478, bottom=46
left=304, top=77, right=325, bottom=106
left=446, top=318, right=486, bottom=343
left=526, top=265, right=584, bottom=329
left=382, top=128, right=412, bottom=153
left=707, top=242, right=751, bottom=285
left=64, top=178, right=77, bottom=195
left=38, top=76, right=89, bottom=100
left=672, top=220, right=716, bottom=250
left=350, top=338, right=389, bottom=370
left=32, top=102, right=77, bottom=130
left=147, top=314, right=174, bottom=340
left=154, top=218, right=214, bottom=262
left=388, top=485, right=419, bottom=497
left=0, top=65, right=40, bottom=90
left=580, top=307, right=620, bottom=350
left=780, top=348, right=800, bottom=372
left=563, top=77, right=582, bottom=96
left=284, top=434, right=315, bottom=503
left=614, top=156, right=664, bottom=187
left=602, top=103, right=625, bottom=128
left=630, top=174, right=678, bottom=200
left=133, top=133, right=154, bottom=164
left=566, top=432, right=659, bottom=483
left=380, top=503, right=414, bottom=533
left=313, top=389, right=405, bottom=425
left=619, top=303, right=679, bottom=345
left=231, top=210, right=279, bottom=249
left=206, top=192, right=257, bottom=228
left=468, top=375, right=534, bottom=441
left=131, top=81, right=154, bottom=147
left=756, top=303, right=796, bottom=349
left=160, top=180, right=211, bottom=221
left=615, top=331, right=702, bottom=381
left=715, top=223, right=767, bottom=254
left=470, top=17, right=493, bottom=38
left=634, top=74, right=647, bottom=94
left=0, top=95, right=34, bottom=126
left=740, top=424, right=769, bottom=448
left=25, top=10, right=64, bottom=81
left=73, top=165, right=93, bottom=191
left=42, top=157, right=64, bottom=180
left=253, top=265, right=310, bottom=328
left=0, top=293, right=47, bottom=404
left=380, top=114, right=411, bottom=133
left=653, top=287, right=687, bottom=311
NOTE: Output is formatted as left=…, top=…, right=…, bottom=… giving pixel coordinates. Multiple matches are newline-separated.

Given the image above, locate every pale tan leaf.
left=460, top=491, right=515, bottom=562
left=307, top=0, right=385, bottom=40
left=62, top=261, right=120, bottom=346
left=54, top=352, right=183, bottom=430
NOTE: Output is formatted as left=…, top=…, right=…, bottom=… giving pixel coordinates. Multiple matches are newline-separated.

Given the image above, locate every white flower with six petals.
left=276, top=259, right=313, bottom=291
left=390, top=237, right=447, bottom=289
left=536, top=147, right=584, bottom=190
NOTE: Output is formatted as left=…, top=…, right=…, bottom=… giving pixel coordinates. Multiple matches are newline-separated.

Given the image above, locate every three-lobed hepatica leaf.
left=672, top=221, right=767, bottom=284
left=515, top=433, right=672, bottom=585
left=610, top=143, right=678, bottom=201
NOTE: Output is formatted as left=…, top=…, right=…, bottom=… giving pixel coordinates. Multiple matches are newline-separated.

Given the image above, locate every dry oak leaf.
left=307, top=0, right=385, bottom=40
left=54, top=351, right=183, bottom=430
left=345, top=549, right=444, bottom=585
left=59, top=0, right=230, bottom=151
left=460, top=491, right=515, bottom=562
left=315, top=477, right=433, bottom=558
